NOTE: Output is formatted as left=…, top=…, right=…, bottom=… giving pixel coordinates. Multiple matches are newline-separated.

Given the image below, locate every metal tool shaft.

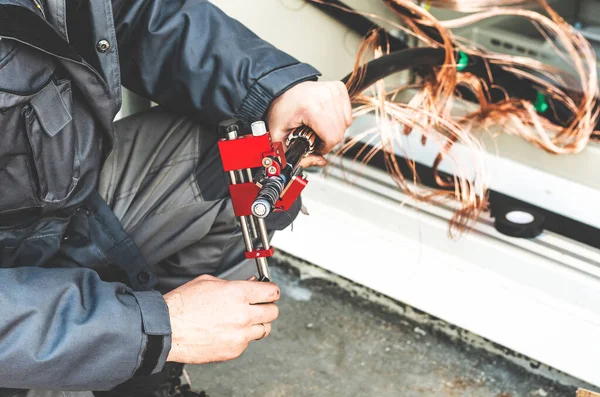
left=227, top=128, right=270, bottom=282
left=256, top=258, right=270, bottom=282
left=237, top=169, right=259, bottom=239
left=257, top=217, right=271, bottom=250
left=255, top=217, right=271, bottom=281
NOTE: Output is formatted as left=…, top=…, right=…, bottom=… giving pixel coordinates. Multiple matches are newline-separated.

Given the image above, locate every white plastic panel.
left=274, top=160, right=600, bottom=387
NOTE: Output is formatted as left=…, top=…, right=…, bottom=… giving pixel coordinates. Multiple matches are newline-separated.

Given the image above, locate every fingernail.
left=247, top=276, right=258, bottom=281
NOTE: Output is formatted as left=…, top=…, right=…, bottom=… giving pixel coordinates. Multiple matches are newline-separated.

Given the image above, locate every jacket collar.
left=0, top=3, right=81, bottom=62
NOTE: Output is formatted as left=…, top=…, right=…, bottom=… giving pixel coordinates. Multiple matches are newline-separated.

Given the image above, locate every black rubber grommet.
left=494, top=207, right=545, bottom=239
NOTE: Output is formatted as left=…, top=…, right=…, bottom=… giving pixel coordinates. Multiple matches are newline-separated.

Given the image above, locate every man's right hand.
left=163, top=275, right=280, bottom=364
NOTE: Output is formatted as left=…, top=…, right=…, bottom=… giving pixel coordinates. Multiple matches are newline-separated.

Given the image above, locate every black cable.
left=308, top=0, right=597, bottom=130
left=286, top=47, right=448, bottom=170
left=342, top=47, right=445, bottom=96
left=255, top=40, right=596, bottom=216
left=284, top=136, right=311, bottom=168
left=255, top=47, right=447, bottom=215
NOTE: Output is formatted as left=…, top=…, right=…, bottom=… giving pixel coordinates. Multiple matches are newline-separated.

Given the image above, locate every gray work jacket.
left=0, top=0, right=319, bottom=393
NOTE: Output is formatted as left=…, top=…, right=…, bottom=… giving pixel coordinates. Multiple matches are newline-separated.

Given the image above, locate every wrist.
left=235, top=63, right=320, bottom=123
left=164, top=292, right=184, bottom=362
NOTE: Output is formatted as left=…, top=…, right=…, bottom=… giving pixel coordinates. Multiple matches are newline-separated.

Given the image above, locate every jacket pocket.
left=0, top=154, right=41, bottom=214
left=23, top=78, right=80, bottom=204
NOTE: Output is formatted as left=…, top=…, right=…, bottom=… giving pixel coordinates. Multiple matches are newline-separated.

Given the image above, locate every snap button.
left=96, top=39, right=111, bottom=53
left=137, top=271, right=150, bottom=284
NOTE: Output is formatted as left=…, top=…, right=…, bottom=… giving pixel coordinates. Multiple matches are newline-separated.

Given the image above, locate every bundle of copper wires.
left=383, top=0, right=599, bottom=154
left=306, top=0, right=490, bottom=235
left=308, top=0, right=598, bottom=234
left=342, top=29, right=488, bottom=236
left=435, top=0, right=599, bottom=154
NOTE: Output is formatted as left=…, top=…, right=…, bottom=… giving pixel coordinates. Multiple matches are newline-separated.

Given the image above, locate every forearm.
left=0, top=267, right=170, bottom=390
left=111, top=0, right=320, bottom=124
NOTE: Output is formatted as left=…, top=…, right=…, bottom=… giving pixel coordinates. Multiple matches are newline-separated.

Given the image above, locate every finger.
left=302, top=102, right=339, bottom=155
left=299, top=154, right=327, bottom=169
left=339, top=83, right=354, bottom=127
left=329, top=83, right=347, bottom=142
left=245, top=281, right=280, bottom=304
left=331, top=85, right=352, bottom=154
left=247, top=276, right=258, bottom=281
left=320, top=111, right=346, bottom=155
left=269, top=128, right=289, bottom=145
left=326, top=82, right=351, bottom=151
left=321, top=94, right=347, bottom=155
left=249, top=322, right=272, bottom=341
left=249, top=303, right=280, bottom=325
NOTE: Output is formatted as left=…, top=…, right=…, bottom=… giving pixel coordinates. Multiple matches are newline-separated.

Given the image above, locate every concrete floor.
left=187, top=256, right=593, bottom=397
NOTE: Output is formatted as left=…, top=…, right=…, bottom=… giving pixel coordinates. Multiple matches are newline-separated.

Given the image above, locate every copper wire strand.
left=307, top=0, right=598, bottom=234
left=441, top=3, right=599, bottom=153
left=382, top=0, right=599, bottom=153
left=340, top=29, right=488, bottom=236
left=384, top=0, right=459, bottom=118
left=308, top=0, right=598, bottom=151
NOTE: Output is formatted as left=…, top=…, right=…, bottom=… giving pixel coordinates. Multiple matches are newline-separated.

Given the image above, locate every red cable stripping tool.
left=217, top=119, right=315, bottom=281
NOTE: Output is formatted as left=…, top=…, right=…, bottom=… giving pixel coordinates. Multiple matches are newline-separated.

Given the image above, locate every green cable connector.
left=533, top=91, right=549, bottom=114
left=456, top=51, right=469, bottom=71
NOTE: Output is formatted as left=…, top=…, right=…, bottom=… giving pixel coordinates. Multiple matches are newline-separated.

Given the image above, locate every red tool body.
left=217, top=120, right=309, bottom=280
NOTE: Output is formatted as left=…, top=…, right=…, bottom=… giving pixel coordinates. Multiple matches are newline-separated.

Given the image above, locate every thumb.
left=269, top=126, right=289, bottom=145
left=299, top=155, right=327, bottom=169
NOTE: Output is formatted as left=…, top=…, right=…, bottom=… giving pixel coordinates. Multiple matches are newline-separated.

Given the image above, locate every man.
left=0, top=1, right=352, bottom=396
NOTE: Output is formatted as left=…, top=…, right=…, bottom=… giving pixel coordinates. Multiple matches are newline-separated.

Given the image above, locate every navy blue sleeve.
left=0, top=267, right=171, bottom=390
left=111, top=0, right=321, bottom=123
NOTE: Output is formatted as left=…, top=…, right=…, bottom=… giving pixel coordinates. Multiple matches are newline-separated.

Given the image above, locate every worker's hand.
left=266, top=81, right=353, bottom=168
left=164, top=275, right=280, bottom=364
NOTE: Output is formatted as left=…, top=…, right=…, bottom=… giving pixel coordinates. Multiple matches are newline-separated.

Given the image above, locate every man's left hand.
left=266, top=81, right=353, bottom=168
